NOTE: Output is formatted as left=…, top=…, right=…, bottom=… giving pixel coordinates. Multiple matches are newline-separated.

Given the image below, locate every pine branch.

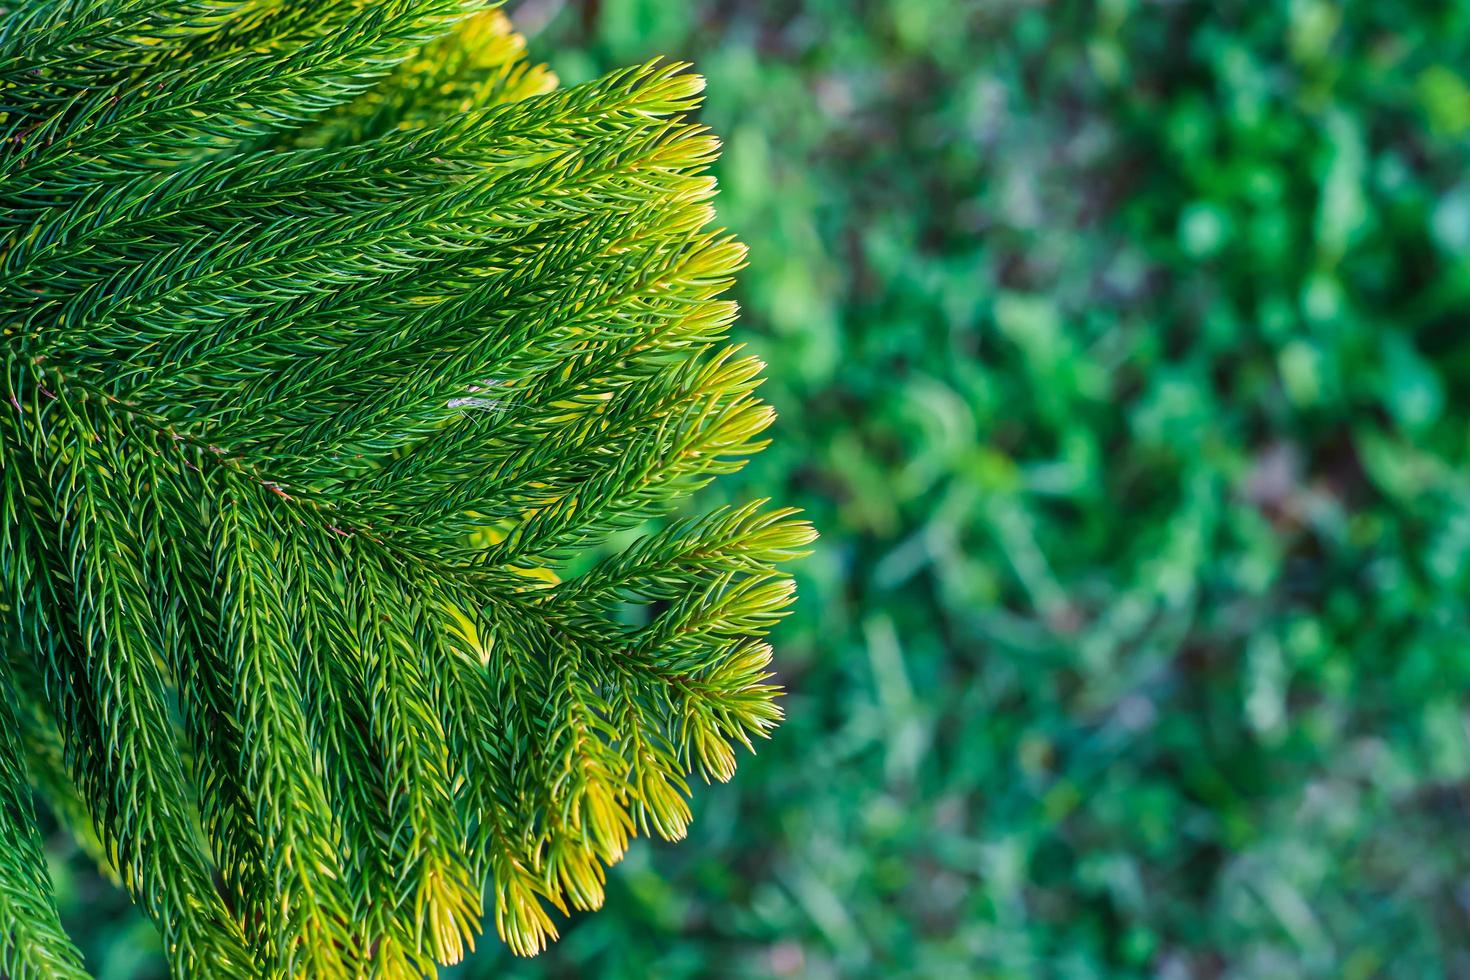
left=1, top=386, right=256, bottom=977
left=0, top=5, right=808, bottom=973
left=0, top=662, right=89, bottom=980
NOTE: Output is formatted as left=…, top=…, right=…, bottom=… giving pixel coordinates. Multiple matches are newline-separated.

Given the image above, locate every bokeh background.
left=50, top=1, right=1470, bottom=976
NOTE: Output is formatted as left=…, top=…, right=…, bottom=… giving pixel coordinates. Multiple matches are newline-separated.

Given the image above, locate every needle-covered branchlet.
left=0, top=4, right=812, bottom=976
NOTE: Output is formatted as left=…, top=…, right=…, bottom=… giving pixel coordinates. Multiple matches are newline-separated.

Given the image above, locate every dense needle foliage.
left=0, top=3, right=809, bottom=976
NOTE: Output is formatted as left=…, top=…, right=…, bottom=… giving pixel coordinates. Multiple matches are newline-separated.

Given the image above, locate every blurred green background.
left=50, top=0, right=1470, bottom=976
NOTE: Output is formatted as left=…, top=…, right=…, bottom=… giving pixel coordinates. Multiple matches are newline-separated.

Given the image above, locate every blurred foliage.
left=54, top=0, right=1470, bottom=976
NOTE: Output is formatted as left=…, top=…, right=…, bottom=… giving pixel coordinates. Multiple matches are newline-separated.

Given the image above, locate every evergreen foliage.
left=0, top=3, right=810, bottom=975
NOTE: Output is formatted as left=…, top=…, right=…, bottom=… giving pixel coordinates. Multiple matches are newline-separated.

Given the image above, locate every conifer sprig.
left=0, top=4, right=811, bottom=975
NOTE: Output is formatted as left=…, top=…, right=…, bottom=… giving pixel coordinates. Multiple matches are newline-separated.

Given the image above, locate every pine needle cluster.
left=0, top=3, right=811, bottom=975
